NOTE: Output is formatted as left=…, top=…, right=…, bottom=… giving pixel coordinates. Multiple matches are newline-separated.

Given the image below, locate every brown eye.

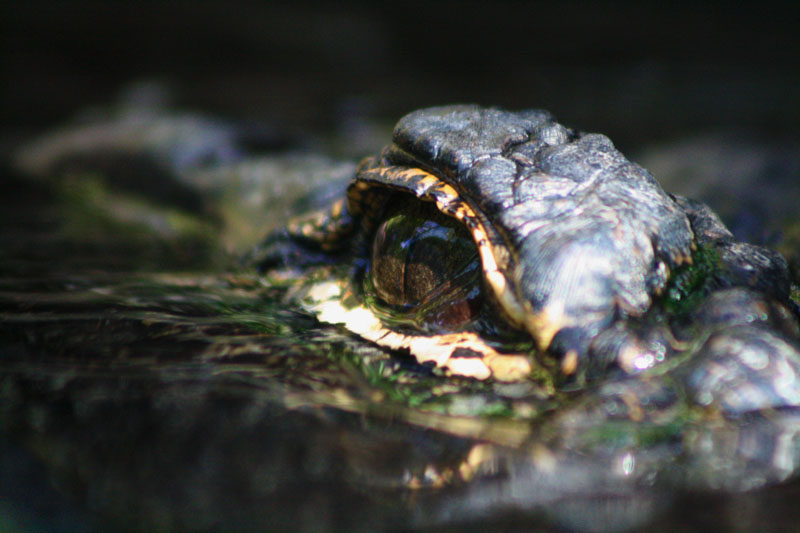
left=366, top=199, right=482, bottom=332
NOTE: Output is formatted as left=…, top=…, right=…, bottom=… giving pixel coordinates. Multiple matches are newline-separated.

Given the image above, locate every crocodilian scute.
left=261, top=105, right=798, bottom=388
left=382, top=105, right=695, bottom=364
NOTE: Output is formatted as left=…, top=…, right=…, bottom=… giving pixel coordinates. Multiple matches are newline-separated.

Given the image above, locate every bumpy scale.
left=262, top=106, right=800, bottom=394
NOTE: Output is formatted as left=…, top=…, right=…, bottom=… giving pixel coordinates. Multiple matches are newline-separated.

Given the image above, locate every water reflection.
left=2, top=264, right=800, bottom=531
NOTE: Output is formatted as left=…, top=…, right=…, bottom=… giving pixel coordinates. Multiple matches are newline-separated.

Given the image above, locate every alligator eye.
left=366, top=198, right=482, bottom=332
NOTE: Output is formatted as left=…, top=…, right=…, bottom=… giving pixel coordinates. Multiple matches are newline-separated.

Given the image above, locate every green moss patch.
left=660, top=245, right=720, bottom=315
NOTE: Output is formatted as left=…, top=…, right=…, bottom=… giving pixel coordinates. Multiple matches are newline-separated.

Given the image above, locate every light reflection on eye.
left=365, top=198, right=482, bottom=332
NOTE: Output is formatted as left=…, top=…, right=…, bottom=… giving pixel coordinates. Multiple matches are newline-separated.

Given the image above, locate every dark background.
left=2, top=1, right=798, bottom=154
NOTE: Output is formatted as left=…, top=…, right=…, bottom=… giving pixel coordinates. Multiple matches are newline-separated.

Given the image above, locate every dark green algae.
left=659, top=244, right=720, bottom=316
left=0, top=164, right=543, bottom=420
